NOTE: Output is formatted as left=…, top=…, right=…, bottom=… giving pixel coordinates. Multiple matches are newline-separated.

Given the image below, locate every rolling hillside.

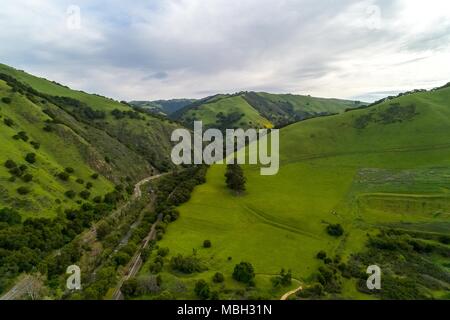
left=0, top=63, right=181, bottom=218
left=139, top=84, right=450, bottom=299
left=129, top=99, right=196, bottom=116
left=171, top=91, right=365, bottom=129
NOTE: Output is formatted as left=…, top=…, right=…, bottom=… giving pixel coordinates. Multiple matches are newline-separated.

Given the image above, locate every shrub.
left=30, top=141, right=40, bottom=150
left=15, top=131, right=29, bottom=142
left=43, top=125, right=52, bottom=132
left=113, top=252, right=131, bottom=266
left=93, top=196, right=102, bottom=203
left=316, top=250, right=327, bottom=260
left=0, top=207, right=21, bottom=225
left=212, top=272, right=224, bottom=283
left=170, top=254, right=202, bottom=274
left=91, top=173, right=99, bottom=179
left=194, top=280, right=210, bottom=300
left=76, top=178, right=84, bottom=184
left=149, top=262, right=163, bottom=274
left=203, top=240, right=212, bottom=248
left=157, top=247, right=170, bottom=257
left=1, top=97, right=12, bottom=104
left=3, top=118, right=14, bottom=127
left=65, top=167, right=75, bottom=174
left=57, top=172, right=70, bottom=181
left=65, top=190, right=76, bottom=199
left=79, top=190, right=90, bottom=200
left=17, top=186, right=31, bottom=195
left=326, top=224, right=344, bottom=237
left=232, top=262, right=255, bottom=284
left=86, top=182, right=93, bottom=189
left=4, top=160, right=17, bottom=169
left=96, top=221, right=111, bottom=240
left=22, top=174, right=33, bottom=182
left=25, top=153, right=36, bottom=164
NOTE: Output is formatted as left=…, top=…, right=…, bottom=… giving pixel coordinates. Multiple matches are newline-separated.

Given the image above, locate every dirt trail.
left=280, top=285, right=303, bottom=300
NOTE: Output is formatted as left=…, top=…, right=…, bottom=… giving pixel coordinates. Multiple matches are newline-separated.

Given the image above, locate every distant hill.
left=170, top=91, right=366, bottom=129
left=0, top=63, right=181, bottom=218
left=129, top=99, right=196, bottom=116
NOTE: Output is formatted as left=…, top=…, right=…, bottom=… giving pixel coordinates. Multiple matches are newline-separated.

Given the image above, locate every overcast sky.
left=1, top=0, right=450, bottom=101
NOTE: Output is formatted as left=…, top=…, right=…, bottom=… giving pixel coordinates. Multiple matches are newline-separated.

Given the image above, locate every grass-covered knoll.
left=172, top=91, right=364, bottom=129
left=0, top=63, right=181, bottom=172
left=139, top=85, right=450, bottom=299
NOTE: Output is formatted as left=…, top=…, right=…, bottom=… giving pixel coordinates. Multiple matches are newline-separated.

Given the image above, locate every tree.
left=327, top=224, right=344, bottom=237
left=65, top=167, right=75, bottom=174
left=212, top=272, right=224, bottom=283
left=4, top=160, right=17, bottom=169
left=157, top=247, right=170, bottom=257
left=17, top=186, right=31, bottom=195
left=91, top=173, right=99, bottom=179
left=96, top=221, right=111, bottom=240
left=22, top=173, right=33, bottom=182
left=65, top=190, right=76, bottom=199
left=0, top=207, right=21, bottom=225
left=225, top=164, right=246, bottom=194
left=3, top=118, right=14, bottom=127
left=1, top=97, right=12, bottom=104
left=194, top=280, right=210, bottom=300
left=316, top=250, right=327, bottom=260
left=79, top=190, right=91, bottom=200
left=58, top=172, right=70, bottom=181
left=25, top=153, right=36, bottom=164
left=203, top=240, right=212, bottom=248
left=232, top=262, right=255, bottom=284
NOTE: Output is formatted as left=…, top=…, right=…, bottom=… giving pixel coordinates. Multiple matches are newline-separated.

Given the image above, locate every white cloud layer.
left=1, top=0, right=449, bottom=101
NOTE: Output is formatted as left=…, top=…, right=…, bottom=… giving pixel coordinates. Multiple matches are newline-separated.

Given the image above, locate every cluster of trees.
left=271, top=268, right=292, bottom=288
left=225, top=164, right=246, bottom=194
left=111, top=109, right=144, bottom=120
left=232, top=261, right=255, bottom=285
left=170, top=254, right=203, bottom=274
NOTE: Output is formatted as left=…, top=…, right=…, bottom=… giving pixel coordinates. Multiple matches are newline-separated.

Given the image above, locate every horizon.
left=1, top=1, right=449, bottom=102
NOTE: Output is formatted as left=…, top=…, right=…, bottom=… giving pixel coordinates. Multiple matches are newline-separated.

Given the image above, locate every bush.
left=15, top=131, right=29, bottom=142
left=3, top=118, right=14, bottom=127
left=194, top=280, right=210, bottom=300
left=203, top=240, right=212, bottom=248
left=232, top=262, right=255, bottom=284
left=65, top=190, right=76, bottom=199
left=91, top=173, right=99, bottom=179
left=4, top=160, right=17, bottom=169
left=113, top=252, right=131, bottom=266
left=57, top=172, right=70, bottom=181
left=76, top=178, right=84, bottom=184
left=327, top=224, right=344, bottom=237
left=212, top=272, right=224, bottom=283
left=17, top=186, right=31, bottom=195
left=43, top=124, right=52, bottom=132
left=157, top=247, right=170, bottom=257
left=170, top=254, right=202, bottom=274
left=0, top=207, right=21, bottom=225
left=22, top=173, right=33, bottom=182
left=316, top=250, right=327, bottom=260
left=93, top=196, right=102, bottom=203
left=30, top=141, right=40, bottom=150
left=25, top=153, right=36, bottom=164
left=96, top=221, right=112, bottom=240
left=1, top=97, right=12, bottom=104
left=65, top=167, right=75, bottom=174
left=86, top=182, right=93, bottom=189
left=271, top=269, right=292, bottom=287
left=79, top=190, right=90, bottom=200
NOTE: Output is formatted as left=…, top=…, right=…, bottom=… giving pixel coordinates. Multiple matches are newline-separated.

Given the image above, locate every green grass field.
left=139, top=85, right=450, bottom=299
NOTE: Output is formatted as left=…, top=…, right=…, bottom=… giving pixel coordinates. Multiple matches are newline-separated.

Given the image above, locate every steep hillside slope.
left=0, top=64, right=180, bottom=172
left=172, top=91, right=364, bottom=129
left=143, top=84, right=450, bottom=299
left=0, top=64, right=181, bottom=218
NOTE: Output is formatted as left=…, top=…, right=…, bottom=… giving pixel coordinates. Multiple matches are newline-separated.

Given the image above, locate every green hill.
left=0, top=63, right=181, bottom=218
left=130, top=99, right=196, bottom=116
left=141, top=84, right=450, bottom=299
left=172, top=91, right=365, bottom=129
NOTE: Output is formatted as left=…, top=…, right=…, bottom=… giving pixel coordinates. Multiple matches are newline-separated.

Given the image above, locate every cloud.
left=0, top=0, right=449, bottom=101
